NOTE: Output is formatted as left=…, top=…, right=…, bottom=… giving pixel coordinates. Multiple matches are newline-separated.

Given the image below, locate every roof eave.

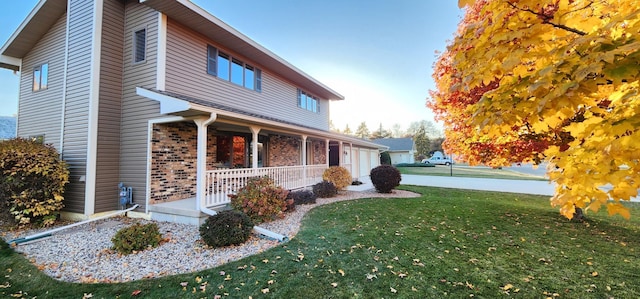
left=137, top=87, right=385, bottom=149
left=0, top=0, right=67, bottom=63
left=140, top=0, right=344, bottom=101
left=0, top=55, right=21, bottom=71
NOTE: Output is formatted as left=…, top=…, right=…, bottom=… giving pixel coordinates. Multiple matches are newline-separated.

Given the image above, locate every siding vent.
left=134, top=28, right=146, bottom=63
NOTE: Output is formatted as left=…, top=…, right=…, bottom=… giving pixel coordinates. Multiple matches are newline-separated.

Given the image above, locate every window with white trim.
left=32, top=63, right=48, bottom=91
left=297, top=89, right=319, bottom=113
left=207, top=45, right=261, bottom=91
left=133, top=28, right=146, bottom=63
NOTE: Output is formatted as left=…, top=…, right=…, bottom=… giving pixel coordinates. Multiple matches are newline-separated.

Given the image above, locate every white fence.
left=204, top=164, right=327, bottom=207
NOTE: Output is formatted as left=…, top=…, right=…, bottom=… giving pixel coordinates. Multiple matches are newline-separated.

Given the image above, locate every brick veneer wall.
left=310, top=139, right=327, bottom=164
left=151, top=125, right=327, bottom=203
left=268, top=134, right=301, bottom=166
left=150, top=122, right=219, bottom=204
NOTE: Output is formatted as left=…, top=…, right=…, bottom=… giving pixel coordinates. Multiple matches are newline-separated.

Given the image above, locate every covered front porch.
left=138, top=87, right=384, bottom=224
left=146, top=118, right=336, bottom=224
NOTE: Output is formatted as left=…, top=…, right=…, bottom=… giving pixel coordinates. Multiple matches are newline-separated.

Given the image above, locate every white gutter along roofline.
left=136, top=87, right=384, bottom=149
left=139, top=0, right=343, bottom=101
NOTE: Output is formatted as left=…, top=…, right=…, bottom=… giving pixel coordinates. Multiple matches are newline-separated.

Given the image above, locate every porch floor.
left=148, top=176, right=374, bottom=225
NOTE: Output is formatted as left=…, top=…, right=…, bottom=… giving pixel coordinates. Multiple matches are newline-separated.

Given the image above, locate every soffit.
left=137, top=87, right=383, bottom=149
left=0, top=0, right=67, bottom=59
left=141, top=0, right=344, bottom=101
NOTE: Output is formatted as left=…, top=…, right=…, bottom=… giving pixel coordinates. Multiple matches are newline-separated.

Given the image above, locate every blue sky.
left=0, top=0, right=462, bottom=132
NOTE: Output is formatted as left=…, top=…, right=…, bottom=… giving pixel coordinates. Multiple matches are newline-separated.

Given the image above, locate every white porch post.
left=250, top=126, right=261, bottom=173
left=325, top=139, right=330, bottom=167
left=301, top=135, right=308, bottom=165
left=338, top=141, right=343, bottom=167
left=301, top=135, right=307, bottom=185
left=194, top=113, right=217, bottom=211
left=350, top=142, right=354, bottom=176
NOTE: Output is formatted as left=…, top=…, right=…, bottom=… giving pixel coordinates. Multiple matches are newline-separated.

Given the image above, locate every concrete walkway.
left=400, top=174, right=555, bottom=196
left=349, top=175, right=554, bottom=195
left=348, top=174, right=640, bottom=202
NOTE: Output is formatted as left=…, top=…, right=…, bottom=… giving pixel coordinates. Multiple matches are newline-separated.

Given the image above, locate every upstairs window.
left=297, top=89, right=319, bottom=113
left=207, top=45, right=261, bottom=91
left=33, top=63, right=48, bottom=91
left=231, top=58, right=243, bottom=86
left=133, top=28, right=146, bottom=63
left=217, top=52, right=230, bottom=80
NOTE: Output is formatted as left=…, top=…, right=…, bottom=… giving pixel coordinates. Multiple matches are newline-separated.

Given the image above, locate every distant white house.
left=372, top=138, right=415, bottom=164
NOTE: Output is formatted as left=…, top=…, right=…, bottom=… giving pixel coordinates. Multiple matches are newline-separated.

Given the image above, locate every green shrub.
left=284, top=195, right=296, bottom=213
left=229, top=176, right=289, bottom=224
left=313, top=180, right=338, bottom=198
left=199, top=210, right=254, bottom=248
left=322, top=166, right=352, bottom=190
left=288, top=189, right=317, bottom=205
left=380, top=151, right=392, bottom=165
left=111, top=223, right=162, bottom=255
left=370, top=165, right=402, bottom=193
left=0, top=138, right=69, bottom=226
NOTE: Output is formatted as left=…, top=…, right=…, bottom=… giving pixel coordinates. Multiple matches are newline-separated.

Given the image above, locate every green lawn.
left=398, top=165, right=547, bottom=181
left=2, top=186, right=639, bottom=298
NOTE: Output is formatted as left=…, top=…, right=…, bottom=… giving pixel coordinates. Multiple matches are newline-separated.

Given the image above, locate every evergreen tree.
left=355, top=122, right=370, bottom=139
left=413, top=124, right=430, bottom=159
left=370, top=123, right=391, bottom=139
left=343, top=124, right=353, bottom=135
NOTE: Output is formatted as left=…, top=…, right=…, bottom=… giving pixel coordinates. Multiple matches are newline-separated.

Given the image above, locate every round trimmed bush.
left=0, top=138, right=69, bottom=226
left=370, top=165, right=402, bottom=193
left=111, top=223, right=162, bottom=255
left=288, top=189, right=317, bottom=205
left=322, top=166, right=352, bottom=190
left=199, top=210, right=254, bottom=248
left=313, top=180, right=338, bottom=198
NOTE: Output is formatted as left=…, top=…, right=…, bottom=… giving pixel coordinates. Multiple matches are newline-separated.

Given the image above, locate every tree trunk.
left=572, top=206, right=584, bottom=221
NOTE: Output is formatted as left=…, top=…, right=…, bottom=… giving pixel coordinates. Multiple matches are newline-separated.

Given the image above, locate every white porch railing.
left=204, top=164, right=327, bottom=207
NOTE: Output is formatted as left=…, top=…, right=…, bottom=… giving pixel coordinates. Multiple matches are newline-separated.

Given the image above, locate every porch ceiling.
left=136, top=87, right=387, bottom=150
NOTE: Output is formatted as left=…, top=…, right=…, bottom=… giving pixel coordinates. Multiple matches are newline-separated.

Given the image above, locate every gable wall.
left=118, top=1, right=160, bottom=212
left=17, top=14, right=66, bottom=148
left=164, top=19, right=331, bottom=131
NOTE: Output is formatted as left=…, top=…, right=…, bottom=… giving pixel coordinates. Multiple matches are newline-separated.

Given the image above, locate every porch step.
left=148, top=198, right=230, bottom=225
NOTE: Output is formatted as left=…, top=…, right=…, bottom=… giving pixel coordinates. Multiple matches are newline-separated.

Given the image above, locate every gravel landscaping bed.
left=1, top=189, right=419, bottom=283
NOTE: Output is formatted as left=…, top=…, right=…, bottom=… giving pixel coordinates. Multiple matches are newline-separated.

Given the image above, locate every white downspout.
left=250, top=126, right=260, bottom=174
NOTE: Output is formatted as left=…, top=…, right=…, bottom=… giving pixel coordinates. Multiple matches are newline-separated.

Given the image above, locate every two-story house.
left=0, top=0, right=384, bottom=224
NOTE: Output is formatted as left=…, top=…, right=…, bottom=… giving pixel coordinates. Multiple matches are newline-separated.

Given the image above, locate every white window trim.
left=32, top=62, right=49, bottom=92
left=206, top=44, right=262, bottom=92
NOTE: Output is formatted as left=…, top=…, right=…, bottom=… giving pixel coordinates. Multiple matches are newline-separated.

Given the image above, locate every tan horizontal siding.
left=164, top=19, right=330, bottom=130
left=118, top=2, right=160, bottom=212
left=94, top=0, right=125, bottom=213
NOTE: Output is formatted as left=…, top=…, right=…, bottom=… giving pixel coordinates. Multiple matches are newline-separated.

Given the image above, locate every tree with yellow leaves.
left=430, top=0, right=640, bottom=219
